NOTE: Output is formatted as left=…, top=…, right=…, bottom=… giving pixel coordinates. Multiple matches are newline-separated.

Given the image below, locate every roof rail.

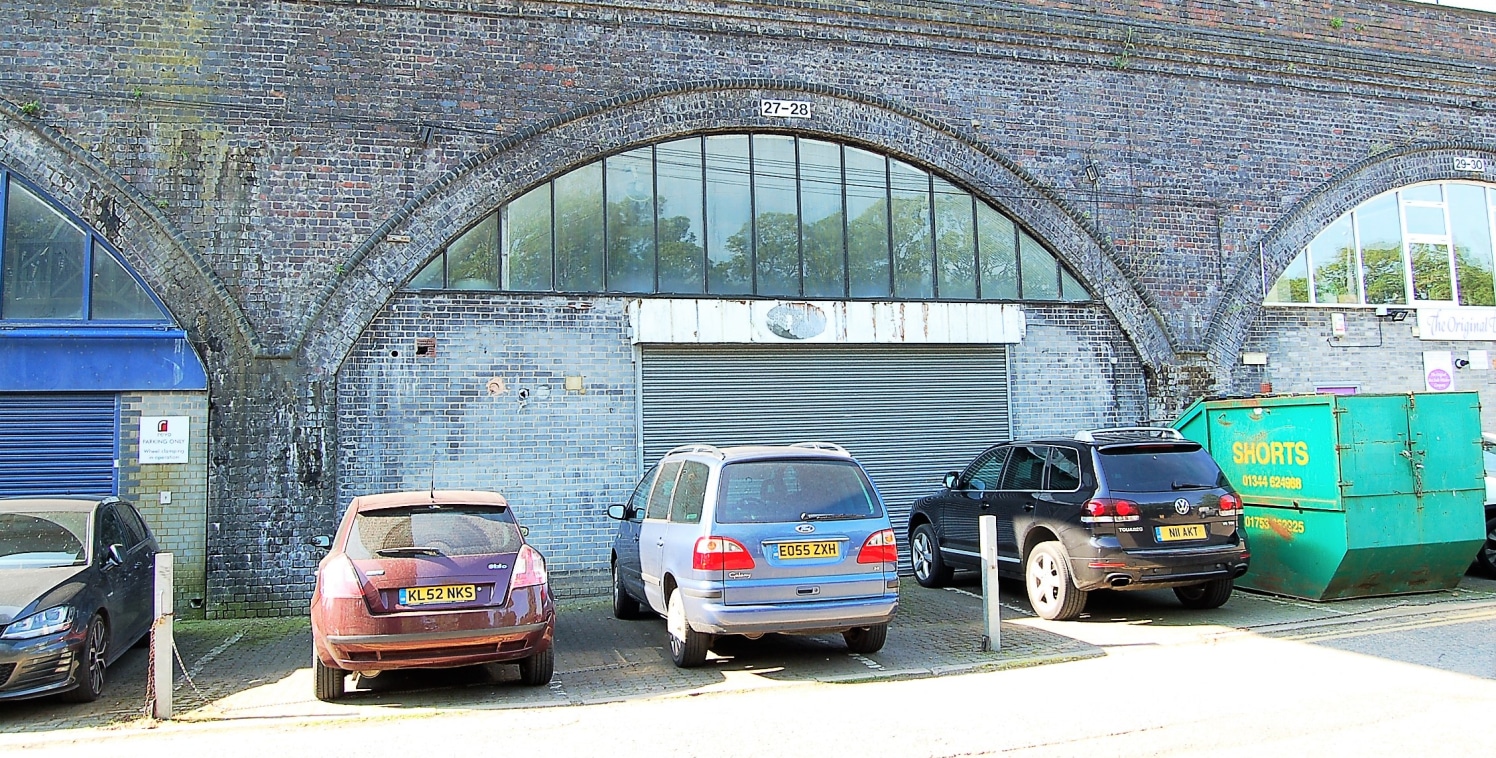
left=1074, top=427, right=1184, bottom=443
left=790, top=441, right=850, bottom=455
left=666, top=443, right=726, bottom=458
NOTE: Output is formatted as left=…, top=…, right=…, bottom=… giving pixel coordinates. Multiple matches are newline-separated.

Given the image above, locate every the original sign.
left=760, top=99, right=811, bottom=119
left=1418, top=307, right=1496, bottom=341
left=140, top=416, right=190, bottom=464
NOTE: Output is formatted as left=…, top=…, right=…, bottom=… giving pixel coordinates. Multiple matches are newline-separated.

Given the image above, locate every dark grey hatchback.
left=907, top=428, right=1250, bottom=620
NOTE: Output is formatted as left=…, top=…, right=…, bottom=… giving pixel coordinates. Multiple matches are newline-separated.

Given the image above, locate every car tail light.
left=693, top=537, right=755, bottom=571
left=317, top=555, right=363, bottom=600
left=510, top=544, right=548, bottom=590
left=1218, top=492, right=1242, bottom=514
left=857, top=529, right=899, bottom=564
left=1081, top=498, right=1141, bottom=523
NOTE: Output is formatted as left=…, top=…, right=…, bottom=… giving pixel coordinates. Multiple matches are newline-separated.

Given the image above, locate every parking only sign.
left=140, top=416, right=190, bottom=464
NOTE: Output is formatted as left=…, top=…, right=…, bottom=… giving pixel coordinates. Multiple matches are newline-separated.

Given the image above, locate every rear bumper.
left=683, top=593, right=898, bottom=636
left=1070, top=539, right=1250, bottom=592
left=313, top=585, right=554, bottom=672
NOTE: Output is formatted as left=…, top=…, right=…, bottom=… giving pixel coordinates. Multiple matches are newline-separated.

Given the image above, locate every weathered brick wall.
left=336, top=294, right=638, bottom=585
left=1009, top=304, right=1150, bottom=436
left=1236, top=307, right=1496, bottom=431
left=119, top=392, right=210, bottom=619
left=1, top=0, right=1490, bottom=613
left=339, top=295, right=1148, bottom=585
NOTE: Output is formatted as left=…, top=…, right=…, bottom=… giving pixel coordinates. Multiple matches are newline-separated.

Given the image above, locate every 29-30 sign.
left=760, top=99, right=811, bottom=119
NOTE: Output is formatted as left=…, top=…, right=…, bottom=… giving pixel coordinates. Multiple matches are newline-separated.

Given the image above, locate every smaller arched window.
left=1267, top=181, right=1496, bottom=307
left=408, top=134, right=1089, bottom=302
left=0, top=170, right=170, bottom=323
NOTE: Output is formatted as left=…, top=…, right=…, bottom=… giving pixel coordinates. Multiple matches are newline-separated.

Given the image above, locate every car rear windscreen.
left=715, top=460, right=882, bottom=524
left=345, top=505, right=522, bottom=559
left=1097, top=444, right=1229, bottom=492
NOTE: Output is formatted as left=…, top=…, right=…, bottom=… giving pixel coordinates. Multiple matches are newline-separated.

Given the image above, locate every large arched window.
left=1, top=170, right=170, bottom=323
left=1267, top=181, right=1496, bottom=307
left=408, top=134, right=1089, bottom=302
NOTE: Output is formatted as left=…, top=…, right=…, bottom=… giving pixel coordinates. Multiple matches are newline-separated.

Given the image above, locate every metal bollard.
left=151, top=553, right=173, bottom=719
left=979, top=515, right=1000, bottom=652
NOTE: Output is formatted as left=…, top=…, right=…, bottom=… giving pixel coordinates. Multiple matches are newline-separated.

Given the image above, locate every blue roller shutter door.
left=0, top=394, right=118, bottom=497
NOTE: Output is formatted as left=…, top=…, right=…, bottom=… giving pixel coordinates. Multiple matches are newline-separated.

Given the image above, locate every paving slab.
left=3, top=572, right=1493, bottom=741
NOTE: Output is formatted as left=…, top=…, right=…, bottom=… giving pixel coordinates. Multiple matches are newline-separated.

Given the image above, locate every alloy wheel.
left=1029, top=550, right=1062, bottom=613
left=912, top=531, right=934, bottom=582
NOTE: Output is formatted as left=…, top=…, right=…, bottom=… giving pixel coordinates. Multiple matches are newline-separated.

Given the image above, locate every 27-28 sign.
left=760, top=99, right=811, bottom=119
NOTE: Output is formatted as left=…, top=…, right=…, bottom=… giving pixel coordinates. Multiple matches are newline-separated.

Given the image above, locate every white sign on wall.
left=140, top=416, right=189, bottom=464
left=1423, top=351, right=1455, bottom=392
left=1417, top=308, right=1496, bottom=341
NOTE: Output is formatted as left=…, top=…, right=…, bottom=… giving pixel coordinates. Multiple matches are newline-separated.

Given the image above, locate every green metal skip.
left=1174, top=392, right=1485, bottom=600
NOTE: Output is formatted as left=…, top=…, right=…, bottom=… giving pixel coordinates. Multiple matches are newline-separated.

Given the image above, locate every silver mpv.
left=606, top=443, right=900, bottom=667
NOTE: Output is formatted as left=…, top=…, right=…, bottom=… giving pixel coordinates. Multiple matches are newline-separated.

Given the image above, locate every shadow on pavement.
left=0, top=581, right=1107, bottom=729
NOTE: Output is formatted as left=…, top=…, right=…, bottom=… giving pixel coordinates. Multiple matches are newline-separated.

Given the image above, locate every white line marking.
left=182, top=630, right=244, bottom=682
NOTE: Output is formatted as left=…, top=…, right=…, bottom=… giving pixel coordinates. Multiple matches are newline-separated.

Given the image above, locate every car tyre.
left=612, top=561, right=641, bottom=620
left=666, top=588, right=709, bottom=668
left=313, top=652, right=346, bottom=701
left=911, top=524, right=953, bottom=588
left=1025, top=542, right=1088, bottom=621
left=842, top=623, right=888, bottom=654
left=1475, top=514, right=1496, bottom=579
left=61, top=613, right=108, bottom=703
left=518, top=647, right=554, bottom=686
left=1175, top=578, right=1234, bottom=610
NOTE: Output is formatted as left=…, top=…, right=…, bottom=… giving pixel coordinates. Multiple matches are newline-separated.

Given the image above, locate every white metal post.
left=979, top=515, right=1001, bottom=652
left=152, top=552, right=174, bottom=720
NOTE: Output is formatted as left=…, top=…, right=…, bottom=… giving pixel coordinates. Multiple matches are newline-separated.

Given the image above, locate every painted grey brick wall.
left=337, top=294, right=638, bottom=576
left=1009, top=304, right=1150, bottom=437
left=118, top=392, right=210, bottom=619
left=1236, top=306, right=1496, bottom=431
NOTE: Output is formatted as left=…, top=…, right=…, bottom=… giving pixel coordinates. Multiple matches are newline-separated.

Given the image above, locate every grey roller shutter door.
left=0, top=394, right=118, bottom=497
left=640, top=345, right=1011, bottom=571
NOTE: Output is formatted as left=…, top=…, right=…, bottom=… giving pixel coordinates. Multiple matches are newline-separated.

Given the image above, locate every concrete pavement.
left=3, top=572, right=1494, bottom=746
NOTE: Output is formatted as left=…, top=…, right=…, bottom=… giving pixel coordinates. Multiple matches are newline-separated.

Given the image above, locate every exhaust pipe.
left=1108, top=575, right=1132, bottom=588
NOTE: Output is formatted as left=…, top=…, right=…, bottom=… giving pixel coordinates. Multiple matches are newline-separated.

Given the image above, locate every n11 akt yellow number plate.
left=777, top=541, right=840, bottom=560
left=399, top=584, right=476, bottom=606
left=1155, top=524, right=1207, bottom=542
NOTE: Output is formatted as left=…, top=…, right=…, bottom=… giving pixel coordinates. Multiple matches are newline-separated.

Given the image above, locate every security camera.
left=1454, top=358, right=1471, bottom=369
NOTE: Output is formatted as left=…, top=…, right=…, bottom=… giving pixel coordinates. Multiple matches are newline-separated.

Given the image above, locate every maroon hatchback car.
left=309, top=490, right=555, bottom=701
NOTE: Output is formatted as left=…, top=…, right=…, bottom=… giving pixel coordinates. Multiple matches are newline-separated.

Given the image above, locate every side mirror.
left=606, top=504, right=627, bottom=520
left=105, top=544, right=126, bottom=567
left=942, top=472, right=961, bottom=490
left=308, top=535, right=333, bottom=550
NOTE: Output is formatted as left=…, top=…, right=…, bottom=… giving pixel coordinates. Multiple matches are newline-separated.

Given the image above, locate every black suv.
left=907, top=427, right=1250, bottom=620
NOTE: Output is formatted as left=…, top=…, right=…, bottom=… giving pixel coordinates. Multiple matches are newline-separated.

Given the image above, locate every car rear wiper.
left=1170, top=481, right=1210, bottom=490
left=376, top=546, right=445, bottom=557
left=799, top=512, right=863, bottom=521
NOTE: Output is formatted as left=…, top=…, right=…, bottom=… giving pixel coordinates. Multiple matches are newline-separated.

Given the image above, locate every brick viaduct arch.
left=295, top=81, right=1176, bottom=377
left=1206, top=143, right=1496, bottom=370
left=0, top=102, right=258, bottom=376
